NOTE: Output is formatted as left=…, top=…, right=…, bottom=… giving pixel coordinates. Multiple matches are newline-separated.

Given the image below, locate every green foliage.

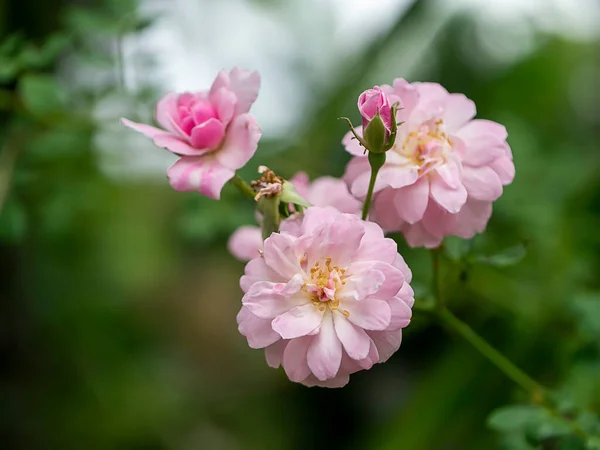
left=18, top=73, right=67, bottom=117
left=2, top=0, right=600, bottom=449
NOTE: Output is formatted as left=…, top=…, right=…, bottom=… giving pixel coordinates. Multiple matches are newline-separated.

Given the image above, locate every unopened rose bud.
left=358, top=86, right=392, bottom=135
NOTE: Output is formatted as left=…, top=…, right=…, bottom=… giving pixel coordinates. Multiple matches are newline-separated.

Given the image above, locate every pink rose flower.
left=237, top=206, right=414, bottom=388
left=227, top=173, right=362, bottom=261
left=358, top=86, right=393, bottom=135
left=343, top=79, right=515, bottom=248
left=121, top=68, right=262, bottom=199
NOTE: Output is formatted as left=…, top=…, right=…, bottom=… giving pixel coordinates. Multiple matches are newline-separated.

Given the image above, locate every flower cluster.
left=343, top=79, right=514, bottom=247
left=121, top=68, right=514, bottom=387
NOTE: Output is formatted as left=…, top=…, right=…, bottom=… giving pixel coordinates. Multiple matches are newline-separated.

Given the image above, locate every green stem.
left=362, top=152, right=386, bottom=220
left=437, top=307, right=547, bottom=402
left=229, top=173, right=255, bottom=200
left=431, top=247, right=442, bottom=309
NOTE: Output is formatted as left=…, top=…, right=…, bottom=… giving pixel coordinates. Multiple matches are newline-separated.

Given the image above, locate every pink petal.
left=338, top=267, right=385, bottom=302
left=429, top=171, right=467, bottom=213
left=262, top=232, right=302, bottom=279
left=369, top=262, right=405, bottom=298
left=355, top=235, right=398, bottom=266
left=489, top=154, right=515, bottom=185
left=421, top=201, right=459, bottom=239
left=392, top=177, right=430, bottom=224
left=443, top=93, right=476, bottom=132
left=236, top=307, right=280, bottom=349
left=289, top=171, right=311, bottom=199
left=227, top=226, right=263, bottom=262
left=210, top=87, right=237, bottom=126
left=392, top=254, right=412, bottom=283
left=282, top=336, right=312, bottom=382
left=458, top=134, right=507, bottom=167
left=368, top=330, right=402, bottom=362
left=228, top=67, right=261, bottom=115
left=306, top=314, right=342, bottom=381
left=242, top=279, right=307, bottom=319
left=350, top=165, right=419, bottom=198
left=155, top=92, right=180, bottom=133
left=308, top=177, right=362, bottom=214
left=396, top=283, right=415, bottom=306
left=462, top=166, right=503, bottom=201
left=386, top=297, right=412, bottom=330
left=344, top=298, right=391, bottom=331
left=457, top=119, right=508, bottom=142
left=402, top=221, right=443, bottom=249
left=332, top=312, right=371, bottom=360
left=121, top=118, right=202, bottom=156
left=301, top=373, right=349, bottom=388
left=303, top=214, right=366, bottom=268
left=272, top=303, right=323, bottom=339
left=354, top=338, right=380, bottom=370
left=240, top=258, right=285, bottom=293
left=371, top=188, right=404, bottom=232
left=264, top=340, right=288, bottom=368
left=167, top=156, right=234, bottom=198
left=216, top=113, right=261, bottom=170
left=452, top=199, right=492, bottom=239
left=190, top=118, right=225, bottom=149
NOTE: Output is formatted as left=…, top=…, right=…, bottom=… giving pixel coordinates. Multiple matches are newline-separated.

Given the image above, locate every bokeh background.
left=2, top=0, right=600, bottom=449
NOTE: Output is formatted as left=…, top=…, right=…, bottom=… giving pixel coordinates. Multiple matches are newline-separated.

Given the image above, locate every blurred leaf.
left=0, top=57, right=20, bottom=83
left=572, top=294, right=600, bottom=339
left=587, top=437, right=600, bottom=450
left=0, top=196, right=26, bottom=242
left=488, top=405, right=545, bottom=432
left=472, top=243, right=527, bottom=268
left=18, top=74, right=66, bottom=117
left=444, top=236, right=473, bottom=261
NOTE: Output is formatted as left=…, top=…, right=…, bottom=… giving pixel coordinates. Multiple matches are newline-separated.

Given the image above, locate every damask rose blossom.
left=343, top=79, right=515, bottom=247
left=227, top=172, right=361, bottom=261
left=237, top=206, right=414, bottom=387
left=121, top=68, right=262, bottom=199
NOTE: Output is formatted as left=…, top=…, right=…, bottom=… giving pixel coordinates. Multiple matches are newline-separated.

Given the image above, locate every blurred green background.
left=1, top=0, right=600, bottom=449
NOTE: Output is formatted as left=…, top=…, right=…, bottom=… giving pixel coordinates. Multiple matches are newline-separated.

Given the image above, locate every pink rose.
left=343, top=79, right=515, bottom=248
left=237, top=206, right=414, bottom=387
left=227, top=173, right=362, bottom=261
left=121, top=68, right=262, bottom=199
left=358, top=86, right=393, bottom=134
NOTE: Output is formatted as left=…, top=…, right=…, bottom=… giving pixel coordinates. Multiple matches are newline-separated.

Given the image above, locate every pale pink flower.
left=227, top=173, right=361, bottom=261
left=343, top=79, right=515, bottom=248
left=237, top=206, right=414, bottom=388
left=358, top=86, right=393, bottom=136
left=121, top=68, right=262, bottom=199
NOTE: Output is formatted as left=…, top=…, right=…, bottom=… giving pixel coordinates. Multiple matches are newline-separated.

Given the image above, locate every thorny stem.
left=362, top=152, right=386, bottom=220
left=229, top=173, right=256, bottom=200
left=436, top=307, right=546, bottom=400
left=429, top=251, right=592, bottom=440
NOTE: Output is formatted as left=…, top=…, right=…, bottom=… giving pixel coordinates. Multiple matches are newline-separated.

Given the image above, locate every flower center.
left=399, top=119, right=452, bottom=174
left=304, top=258, right=349, bottom=315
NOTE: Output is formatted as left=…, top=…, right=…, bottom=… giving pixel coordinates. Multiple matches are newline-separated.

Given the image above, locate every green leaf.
left=280, top=180, right=310, bottom=208
left=487, top=405, right=545, bottom=432
left=473, top=243, right=527, bottom=267
left=18, top=74, right=66, bottom=117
